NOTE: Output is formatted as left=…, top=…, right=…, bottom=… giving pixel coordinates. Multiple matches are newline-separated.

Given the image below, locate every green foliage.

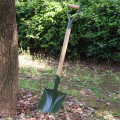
left=16, top=0, right=120, bottom=61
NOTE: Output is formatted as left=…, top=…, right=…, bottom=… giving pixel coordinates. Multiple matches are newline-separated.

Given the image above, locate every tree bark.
left=0, top=0, right=18, bottom=117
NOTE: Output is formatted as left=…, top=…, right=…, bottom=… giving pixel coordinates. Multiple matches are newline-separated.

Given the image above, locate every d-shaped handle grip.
left=67, top=4, right=80, bottom=28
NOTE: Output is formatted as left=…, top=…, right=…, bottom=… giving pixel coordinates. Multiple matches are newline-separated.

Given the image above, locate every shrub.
left=16, top=0, right=120, bottom=61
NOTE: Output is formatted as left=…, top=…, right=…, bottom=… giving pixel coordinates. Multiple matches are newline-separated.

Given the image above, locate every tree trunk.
left=0, top=0, right=18, bottom=117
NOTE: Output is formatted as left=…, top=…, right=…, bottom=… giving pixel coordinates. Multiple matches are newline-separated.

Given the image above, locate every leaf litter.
left=9, top=90, right=97, bottom=120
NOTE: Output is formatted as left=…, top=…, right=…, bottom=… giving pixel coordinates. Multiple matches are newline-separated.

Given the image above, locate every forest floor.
left=2, top=52, right=120, bottom=120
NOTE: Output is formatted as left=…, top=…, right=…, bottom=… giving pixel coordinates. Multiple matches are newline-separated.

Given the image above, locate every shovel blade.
left=38, top=89, right=66, bottom=113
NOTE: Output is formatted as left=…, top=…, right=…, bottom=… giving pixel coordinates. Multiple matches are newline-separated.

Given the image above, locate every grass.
left=19, top=50, right=120, bottom=119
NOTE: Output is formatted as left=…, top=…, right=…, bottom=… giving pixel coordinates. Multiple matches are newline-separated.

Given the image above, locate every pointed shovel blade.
left=38, top=76, right=66, bottom=113
left=38, top=89, right=66, bottom=113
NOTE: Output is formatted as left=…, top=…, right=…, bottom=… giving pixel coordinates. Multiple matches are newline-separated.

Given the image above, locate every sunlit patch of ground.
left=19, top=54, right=52, bottom=70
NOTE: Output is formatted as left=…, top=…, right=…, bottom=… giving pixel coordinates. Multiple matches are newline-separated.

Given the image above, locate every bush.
left=77, top=0, right=120, bottom=62
left=16, top=0, right=120, bottom=61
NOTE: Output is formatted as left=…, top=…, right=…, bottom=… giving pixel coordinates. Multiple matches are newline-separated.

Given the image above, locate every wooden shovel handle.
left=68, top=4, right=80, bottom=10
left=57, top=28, right=71, bottom=77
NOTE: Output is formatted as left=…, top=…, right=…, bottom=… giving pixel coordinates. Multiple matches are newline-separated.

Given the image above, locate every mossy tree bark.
left=0, top=0, right=18, bottom=117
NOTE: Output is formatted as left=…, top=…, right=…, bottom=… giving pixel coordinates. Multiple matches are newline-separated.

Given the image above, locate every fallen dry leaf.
left=1, top=90, right=101, bottom=120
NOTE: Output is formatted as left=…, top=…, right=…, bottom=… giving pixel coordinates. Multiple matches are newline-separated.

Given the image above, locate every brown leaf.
left=71, top=104, right=78, bottom=109
left=49, top=115, right=55, bottom=120
left=65, top=114, right=71, bottom=120
left=77, top=108, right=83, bottom=114
left=27, top=118, right=36, bottom=120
